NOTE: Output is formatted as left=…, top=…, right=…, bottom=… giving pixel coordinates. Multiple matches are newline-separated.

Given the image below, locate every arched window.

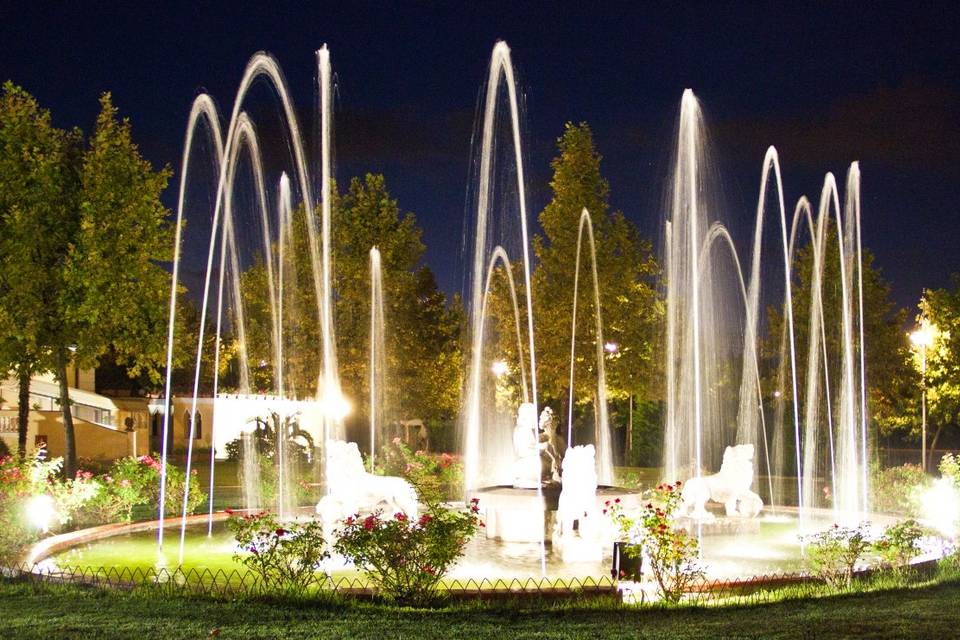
left=184, top=410, right=192, bottom=440
left=195, top=413, right=203, bottom=440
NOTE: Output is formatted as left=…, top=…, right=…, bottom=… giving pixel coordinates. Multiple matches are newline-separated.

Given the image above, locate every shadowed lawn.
left=1, top=578, right=959, bottom=639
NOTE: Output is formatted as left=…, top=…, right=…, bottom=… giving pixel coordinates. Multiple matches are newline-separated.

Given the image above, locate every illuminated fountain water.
left=368, top=247, right=386, bottom=472
left=71, top=41, right=883, bottom=582
left=663, top=90, right=869, bottom=521
left=158, top=48, right=345, bottom=562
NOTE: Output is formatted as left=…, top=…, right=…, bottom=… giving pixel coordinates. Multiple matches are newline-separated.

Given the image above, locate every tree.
left=0, top=83, right=75, bottom=458
left=0, top=85, right=174, bottom=476
left=241, top=174, right=463, bottom=430
left=914, top=277, right=960, bottom=466
left=764, top=223, right=913, bottom=453
left=529, top=123, right=661, bottom=420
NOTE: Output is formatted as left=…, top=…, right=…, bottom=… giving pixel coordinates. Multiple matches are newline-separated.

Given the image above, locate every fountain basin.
left=471, top=485, right=643, bottom=543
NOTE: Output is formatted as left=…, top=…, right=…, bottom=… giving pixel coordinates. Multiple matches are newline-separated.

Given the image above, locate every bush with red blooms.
left=607, top=481, right=704, bottom=602
left=333, top=498, right=482, bottom=603
left=227, top=511, right=327, bottom=594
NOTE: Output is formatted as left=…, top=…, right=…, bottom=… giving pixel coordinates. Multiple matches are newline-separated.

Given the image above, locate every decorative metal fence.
left=0, top=558, right=943, bottom=606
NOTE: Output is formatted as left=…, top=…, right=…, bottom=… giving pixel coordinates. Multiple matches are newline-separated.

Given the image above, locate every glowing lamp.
left=491, top=361, right=509, bottom=377
left=26, top=494, right=57, bottom=532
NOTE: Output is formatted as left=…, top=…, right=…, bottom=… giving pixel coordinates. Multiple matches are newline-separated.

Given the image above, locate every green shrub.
left=333, top=499, right=482, bottom=604
left=93, top=454, right=206, bottom=521
left=940, top=453, right=960, bottom=490
left=871, top=463, right=931, bottom=516
left=607, top=481, right=704, bottom=602
left=803, top=522, right=873, bottom=589
left=227, top=511, right=327, bottom=595
left=0, top=454, right=97, bottom=562
left=874, top=519, right=926, bottom=570
left=375, top=438, right=462, bottom=503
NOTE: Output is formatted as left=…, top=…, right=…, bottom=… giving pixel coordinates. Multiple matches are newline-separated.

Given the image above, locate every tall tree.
left=241, top=174, right=463, bottom=426
left=58, top=94, right=174, bottom=476
left=0, top=82, right=72, bottom=458
left=914, top=277, right=960, bottom=466
left=530, top=122, right=661, bottom=418
left=764, top=224, right=913, bottom=453
left=0, top=86, right=173, bottom=476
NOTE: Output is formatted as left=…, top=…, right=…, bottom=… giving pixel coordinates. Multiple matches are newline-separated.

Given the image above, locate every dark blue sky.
left=2, top=2, right=958, bottom=311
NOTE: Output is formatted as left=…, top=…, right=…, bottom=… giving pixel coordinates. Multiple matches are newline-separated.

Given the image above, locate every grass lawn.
left=1, top=577, right=958, bottom=639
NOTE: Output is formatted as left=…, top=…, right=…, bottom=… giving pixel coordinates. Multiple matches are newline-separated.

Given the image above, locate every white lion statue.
left=680, top=444, right=763, bottom=519
left=552, top=445, right=603, bottom=562
left=315, top=440, right=418, bottom=537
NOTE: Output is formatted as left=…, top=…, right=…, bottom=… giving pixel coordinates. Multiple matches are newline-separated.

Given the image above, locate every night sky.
left=2, top=2, right=958, bottom=312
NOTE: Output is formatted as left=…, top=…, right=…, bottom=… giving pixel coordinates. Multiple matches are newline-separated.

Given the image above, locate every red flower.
left=225, top=508, right=234, bottom=515
left=418, top=514, right=433, bottom=526
left=424, top=566, right=436, bottom=575
left=603, top=509, right=608, bottom=515
left=395, top=512, right=408, bottom=522
left=614, top=498, right=621, bottom=504
left=345, top=516, right=354, bottom=525
left=363, top=515, right=376, bottom=531
left=604, top=500, right=611, bottom=507
left=470, top=497, right=479, bottom=504
left=275, top=528, right=286, bottom=536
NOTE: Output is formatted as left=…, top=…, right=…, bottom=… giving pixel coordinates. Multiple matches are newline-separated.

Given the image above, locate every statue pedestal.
left=676, top=514, right=761, bottom=536
left=553, top=534, right=603, bottom=563
left=472, top=485, right=558, bottom=543
left=470, top=485, right=641, bottom=547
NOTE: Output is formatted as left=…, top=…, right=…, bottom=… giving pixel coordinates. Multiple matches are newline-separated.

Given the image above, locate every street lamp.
left=910, top=322, right=936, bottom=471
left=491, top=360, right=509, bottom=377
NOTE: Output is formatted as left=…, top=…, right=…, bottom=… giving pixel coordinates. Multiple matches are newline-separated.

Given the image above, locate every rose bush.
left=227, top=511, right=328, bottom=595
left=375, top=438, right=462, bottom=503
left=871, top=463, right=931, bottom=517
left=874, top=519, right=926, bottom=570
left=333, top=498, right=482, bottom=603
left=607, top=481, right=704, bottom=603
left=0, top=454, right=97, bottom=562
left=803, top=522, right=874, bottom=589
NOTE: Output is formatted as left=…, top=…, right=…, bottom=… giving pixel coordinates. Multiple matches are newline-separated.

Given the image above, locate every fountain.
left=40, top=41, right=896, bottom=585
left=663, top=90, right=869, bottom=526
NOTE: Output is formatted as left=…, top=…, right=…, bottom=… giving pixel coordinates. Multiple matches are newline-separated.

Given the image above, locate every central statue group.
left=511, top=402, right=564, bottom=488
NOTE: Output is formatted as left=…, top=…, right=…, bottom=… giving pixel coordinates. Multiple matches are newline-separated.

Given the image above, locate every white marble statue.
left=552, top=444, right=604, bottom=562
left=511, top=402, right=544, bottom=489
left=316, top=440, right=418, bottom=537
left=538, top=406, right=562, bottom=483
left=680, top=443, right=764, bottom=519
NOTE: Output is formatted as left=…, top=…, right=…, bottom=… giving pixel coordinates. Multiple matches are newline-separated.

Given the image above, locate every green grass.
left=2, top=573, right=959, bottom=639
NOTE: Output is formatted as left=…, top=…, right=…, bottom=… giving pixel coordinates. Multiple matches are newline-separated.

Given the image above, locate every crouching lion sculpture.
left=315, top=440, right=419, bottom=538
left=680, top=443, right=763, bottom=519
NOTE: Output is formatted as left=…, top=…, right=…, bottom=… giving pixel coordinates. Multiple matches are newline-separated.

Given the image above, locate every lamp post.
left=910, top=323, right=936, bottom=471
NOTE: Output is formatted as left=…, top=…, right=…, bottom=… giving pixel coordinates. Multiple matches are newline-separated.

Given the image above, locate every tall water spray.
left=159, top=48, right=343, bottom=561
left=369, top=247, right=387, bottom=471
left=566, top=209, right=613, bottom=485
left=663, top=90, right=869, bottom=519
left=462, top=42, right=538, bottom=493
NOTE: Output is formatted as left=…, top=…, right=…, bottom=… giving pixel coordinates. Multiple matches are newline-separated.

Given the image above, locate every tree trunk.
left=17, top=365, right=30, bottom=460
left=560, top=390, right=570, bottom=452
left=56, top=348, right=77, bottom=479
left=927, top=422, right=946, bottom=472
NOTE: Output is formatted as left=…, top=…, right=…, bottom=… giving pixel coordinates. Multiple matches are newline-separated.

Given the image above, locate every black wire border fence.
left=1, top=559, right=944, bottom=606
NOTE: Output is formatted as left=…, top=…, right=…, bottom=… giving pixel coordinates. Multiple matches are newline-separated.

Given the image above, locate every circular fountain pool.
left=44, top=511, right=853, bottom=582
